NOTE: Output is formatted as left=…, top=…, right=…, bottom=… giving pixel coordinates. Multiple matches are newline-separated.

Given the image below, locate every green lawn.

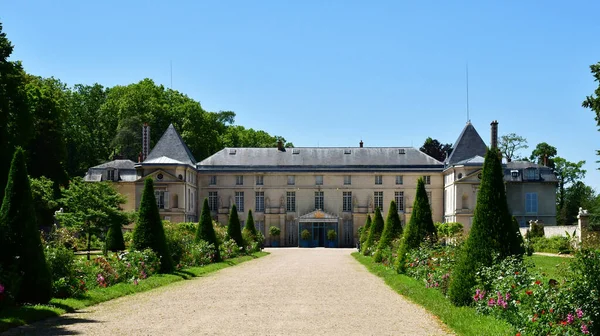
left=0, top=252, right=268, bottom=332
left=526, top=254, right=572, bottom=281
left=352, top=252, right=515, bottom=336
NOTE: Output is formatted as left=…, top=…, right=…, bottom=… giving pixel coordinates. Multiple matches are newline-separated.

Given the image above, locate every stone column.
left=577, top=207, right=589, bottom=246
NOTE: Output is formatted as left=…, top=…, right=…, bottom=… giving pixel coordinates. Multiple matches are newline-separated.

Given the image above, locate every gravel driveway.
left=4, top=248, right=451, bottom=335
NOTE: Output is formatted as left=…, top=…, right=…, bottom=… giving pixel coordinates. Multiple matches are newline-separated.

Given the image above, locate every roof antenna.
left=466, top=62, right=470, bottom=124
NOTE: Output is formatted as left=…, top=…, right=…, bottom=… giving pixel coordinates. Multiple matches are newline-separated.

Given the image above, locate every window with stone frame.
left=208, top=191, right=218, bottom=211
left=315, top=191, right=324, bottom=210
left=374, top=191, right=383, bottom=211
left=343, top=192, right=352, bottom=212
left=395, top=191, right=404, bottom=211
left=286, top=192, right=296, bottom=212
left=255, top=191, right=265, bottom=212
left=235, top=191, right=244, bottom=212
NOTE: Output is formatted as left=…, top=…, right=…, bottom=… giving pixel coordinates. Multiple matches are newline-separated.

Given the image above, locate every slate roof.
left=445, top=122, right=488, bottom=166
left=91, top=159, right=137, bottom=170
left=504, top=161, right=558, bottom=183
left=143, top=124, right=196, bottom=167
left=197, top=147, right=444, bottom=172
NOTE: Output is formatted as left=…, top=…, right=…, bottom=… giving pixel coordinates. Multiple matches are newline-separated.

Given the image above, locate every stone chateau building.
left=85, top=121, right=557, bottom=247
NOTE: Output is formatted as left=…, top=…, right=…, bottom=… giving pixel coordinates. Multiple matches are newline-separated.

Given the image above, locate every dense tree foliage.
left=448, top=149, right=524, bottom=306
left=553, top=157, right=586, bottom=225
left=582, top=62, right=600, bottom=166
left=0, top=148, right=52, bottom=304
left=196, top=198, right=221, bottom=261
left=498, top=133, right=528, bottom=162
left=420, top=137, right=453, bottom=162
left=395, top=178, right=436, bottom=273
left=0, top=23, right=32, bottom=202
left=373, top=201, right=403, bottom=262
left=59, top=177, right=127, bottom=259
left=132, top=178, right=173, bottom=273
left=529, top=142, right=557, bottom=168
left=243, top=209, right=258, bottom=242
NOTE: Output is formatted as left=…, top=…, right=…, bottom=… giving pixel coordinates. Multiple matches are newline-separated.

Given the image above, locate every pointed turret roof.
left=144, top=124, right=196, bottom=166
left=445, top=122, right=487, bottom=166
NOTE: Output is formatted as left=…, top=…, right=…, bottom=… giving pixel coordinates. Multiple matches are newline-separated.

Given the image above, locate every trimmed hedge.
left=373, top=200, right=403, bottom=262
left=448, top=149, right=524, bottom=306
left=0, top=148, right=52, bottom=304
left=227, top=204, right=244, bottom=247
left=396, top=177, right=436, bottom=273
left=132, top=178, right=174, bottom=273
left=196, top=198, right=221, bottom=262
left=363, top=207, right=384, bottom=255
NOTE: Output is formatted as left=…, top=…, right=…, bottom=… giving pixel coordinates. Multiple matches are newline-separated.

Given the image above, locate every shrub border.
left=0, top=252, right=269, bottom=332
left=352, top=252, right=515, bottom=336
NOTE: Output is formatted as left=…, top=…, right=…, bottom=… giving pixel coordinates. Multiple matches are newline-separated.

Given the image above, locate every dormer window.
left=107, top=169, right=117, bottom=181
left=511, top=170, right=519, bottom=178
left=524, top=168, right=538, bottom=180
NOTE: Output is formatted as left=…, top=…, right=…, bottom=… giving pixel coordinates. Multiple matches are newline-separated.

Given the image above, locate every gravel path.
left=4, top=248, right=451, bottom=335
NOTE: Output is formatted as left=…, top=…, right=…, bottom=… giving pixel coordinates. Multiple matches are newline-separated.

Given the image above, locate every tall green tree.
left=395, top=178, right=436, bottom=273
left=564, top=181, right=596, bottom=224
left=24, top=75, right=69, bottom=190
left=227, top=204, right=244, bottom=247
left=196, top=198, right=221, bottom=261
left=420, top=137, right=453, bottom=162
left=529, top=142, right=557, bottom=168
left=553, top=157, right=586, bottom=225
left=132, top=178, right=173, bottom=272
left=0, top=22, right=32, bottom=202
left=498, top=133, right=528, bottom=162
left=64, top=83, right=109, bottom=177
left=363, top=207, right=384, bottom=255
left=0, top=148, right=52, bottom=304
left=373, top=201, right=403, bottom=262
left=59, top=177, right=126, bottom=260
left=582, top=62, right=600, bottom=167
left=104, top=215, right=126, bottom=253
left=448, top=148, right=524, bottom=306
left=359, top=214, right=372, bottom=248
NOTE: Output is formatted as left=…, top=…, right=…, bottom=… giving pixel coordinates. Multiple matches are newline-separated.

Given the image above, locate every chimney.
left=490, top=120, right=498, bottom=150
left=142, top=122, right=150, bottom=161
left=138, top=152, right=143, bottom=163
left=277, top=139, right=284, bottom=151
left=359, top=140, right=364, bottom=148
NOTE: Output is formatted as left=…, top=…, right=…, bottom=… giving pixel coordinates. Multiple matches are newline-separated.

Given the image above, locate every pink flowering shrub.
left=220, top=239, right=241, bottom=259
left=473, top=255, right=592, bottom=335
left=404, top=243, right=457, bottom=295
left=77, top=249, right=160, bottom=290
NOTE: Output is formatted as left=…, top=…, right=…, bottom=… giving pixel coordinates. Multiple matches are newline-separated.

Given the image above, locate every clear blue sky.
left=2, top=1, right=600, bottom=189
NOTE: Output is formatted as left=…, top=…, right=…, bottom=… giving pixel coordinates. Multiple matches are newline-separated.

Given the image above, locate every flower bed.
left=397, top=243, right=597, bottom=335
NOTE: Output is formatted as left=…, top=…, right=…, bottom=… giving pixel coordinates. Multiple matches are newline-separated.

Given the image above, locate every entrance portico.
left=298, top=210, right=339, bottom=247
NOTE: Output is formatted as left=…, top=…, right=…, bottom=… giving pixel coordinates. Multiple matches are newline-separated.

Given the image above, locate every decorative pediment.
left=457, top=169, right=483, bottom=183
left=298, top=210, right=339, bottom=223
left=145, top=169, right=182, bottom=183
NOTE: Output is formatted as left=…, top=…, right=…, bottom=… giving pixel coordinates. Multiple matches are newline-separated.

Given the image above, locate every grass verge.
left=526, top=254, right=572, bottom=281
left=352, top=252, right=515, bottom=336
left=0, top=252, right=268, bottom=332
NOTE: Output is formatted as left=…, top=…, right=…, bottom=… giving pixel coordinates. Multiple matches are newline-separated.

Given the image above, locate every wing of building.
left=83, top=121, right=558, bottom=247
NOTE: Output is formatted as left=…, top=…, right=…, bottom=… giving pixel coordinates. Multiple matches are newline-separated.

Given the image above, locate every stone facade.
left=84, top=121, right=558, bottom=247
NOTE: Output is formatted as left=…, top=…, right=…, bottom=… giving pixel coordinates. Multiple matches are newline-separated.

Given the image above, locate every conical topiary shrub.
left=373, top=200, right=403, bottom=262
left=243, top=209, right=258, bottom=243
left=363, top=207, right=384, bottom=256
left=227, top=204, right=244, bottom=247
left=448, top=148, right=525, bottom=306
left=395, top=177, right=436, bottom=273
left=105, top=217, right=126, bottom=253
left=132, top=178, right=174, bottom=273
left=196, top=198, right=221, bottom=261
left=0, top=148, right=52, bottom=304
left=359, top=214, right=372, bottom=250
